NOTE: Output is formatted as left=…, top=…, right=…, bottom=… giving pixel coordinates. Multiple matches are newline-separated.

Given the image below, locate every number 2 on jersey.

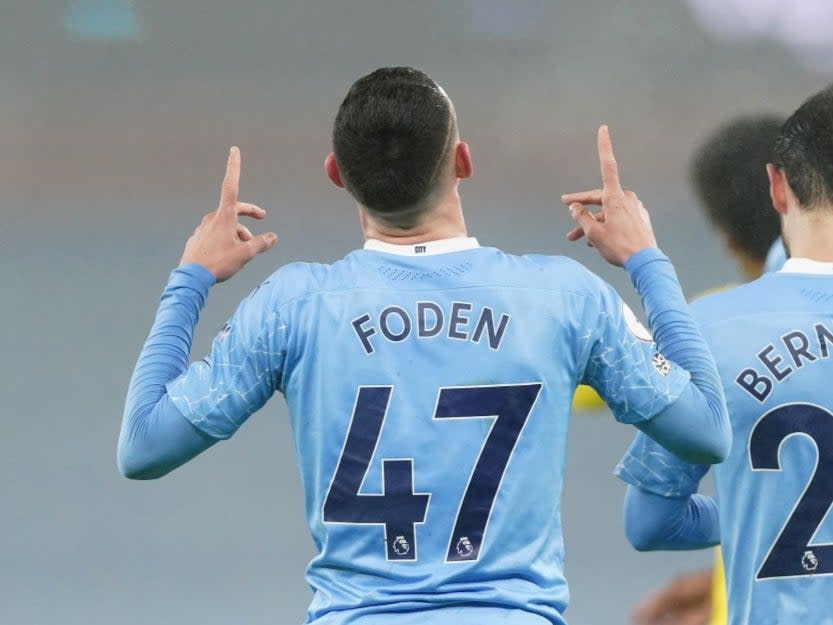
left=322, top=383, right=542, bottom=563
left=750, top=403, right=833, bottom=579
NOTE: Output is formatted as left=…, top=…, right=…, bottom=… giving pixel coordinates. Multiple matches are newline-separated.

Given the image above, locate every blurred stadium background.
left=3, top=1, right=832, bottom=623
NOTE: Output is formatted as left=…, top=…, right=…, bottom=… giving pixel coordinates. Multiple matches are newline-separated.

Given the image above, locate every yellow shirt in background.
left=710, top=548, right=727, bottom=625
left=572, top=385, right=605, bottom=411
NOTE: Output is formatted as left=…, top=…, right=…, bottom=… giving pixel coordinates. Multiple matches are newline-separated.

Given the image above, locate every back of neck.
left=786, top=210, right=833, bottom=262
left=361, top=193, right=467, bottom=245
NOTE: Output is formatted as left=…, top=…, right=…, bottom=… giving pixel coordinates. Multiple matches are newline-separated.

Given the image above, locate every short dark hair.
left=333, top=67, right=455, bottom=228
left=691, top=116, right=783, bottom=262
left=772, top=84, right=833, bottom=211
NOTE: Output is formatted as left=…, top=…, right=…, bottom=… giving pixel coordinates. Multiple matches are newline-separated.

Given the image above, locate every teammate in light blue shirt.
left=616, top=84, right=833, bottom=625
left=118, top=67, right=729, bottom=625
left=763, top=236, right=788, bottom=274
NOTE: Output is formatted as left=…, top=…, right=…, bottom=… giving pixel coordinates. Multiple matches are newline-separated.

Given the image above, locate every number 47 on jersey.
left=323, top=383, right=543, bottom=563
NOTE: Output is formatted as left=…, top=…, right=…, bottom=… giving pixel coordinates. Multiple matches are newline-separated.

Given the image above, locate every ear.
left=325, top=152, right=344, bottom=188
left=767, top=163, right=788, bottom=215
left=454, top=142, right=473, bottom=180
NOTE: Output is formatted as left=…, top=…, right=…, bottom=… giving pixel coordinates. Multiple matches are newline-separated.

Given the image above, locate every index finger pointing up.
left=220, top=146, right=241, bottom=209
left=597, top=125, right=622, bottom=191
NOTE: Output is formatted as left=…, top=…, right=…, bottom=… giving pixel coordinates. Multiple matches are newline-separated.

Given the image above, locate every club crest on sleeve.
left=652, top=353, right=671, bottom=376
left=622, top=303, right=653, bottom=342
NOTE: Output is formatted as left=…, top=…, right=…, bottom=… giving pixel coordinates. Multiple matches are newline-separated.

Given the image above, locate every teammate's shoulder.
left=690, top=283, right=740, bottom=301
left=689, top=277, right=774, bottom=324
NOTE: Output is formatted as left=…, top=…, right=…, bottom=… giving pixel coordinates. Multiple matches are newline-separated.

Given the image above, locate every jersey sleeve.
left=623, top=485, right=720, bottom=550
left=166, top=281, right=288, bottom=439
left=580, top=278, right=691, bottom=425
left=615, top=431, right=709, bottom=497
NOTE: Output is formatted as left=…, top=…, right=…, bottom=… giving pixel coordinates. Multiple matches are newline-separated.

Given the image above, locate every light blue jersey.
left=618, top=258, right=833, bottom=625
left=165, top=239, right=694, bottom=625
left=763, top=236, right=788, bottom=274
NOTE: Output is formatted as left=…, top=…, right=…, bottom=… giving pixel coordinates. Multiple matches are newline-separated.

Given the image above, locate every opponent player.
left=117, top=67, right=730, bottom=625
left=608, top=85, right=833, bottom=624
left=628, top=115, right=783, bottom=625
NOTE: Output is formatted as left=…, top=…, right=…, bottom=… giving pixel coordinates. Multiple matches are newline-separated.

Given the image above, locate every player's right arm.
left=117, top=147, right=279, bottom=479
left=565, top=126, right=731, bottom=464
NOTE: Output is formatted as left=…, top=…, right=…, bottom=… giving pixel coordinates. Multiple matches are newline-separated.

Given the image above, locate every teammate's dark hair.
left=691, top=116, right=783, bottom=262
left=772, top=84, right=833, bottom=211
left=333, top=67, right=455, bottom=228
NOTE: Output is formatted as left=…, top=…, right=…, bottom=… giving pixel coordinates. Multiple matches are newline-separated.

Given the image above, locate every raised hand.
left=180, top=147, right=278, bottom=282
left=561, top=126, right=657, bottom=266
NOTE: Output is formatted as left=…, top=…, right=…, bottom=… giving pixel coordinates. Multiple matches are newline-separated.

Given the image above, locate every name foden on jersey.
left=736, top=320, right=833, bottom=402
left=352, top=301, right=511, bottom=355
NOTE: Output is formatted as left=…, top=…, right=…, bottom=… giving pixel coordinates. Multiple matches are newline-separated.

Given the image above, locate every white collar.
left=363, top=237, right=480, bottom=256
left=778, top=258, right=833, bottom=275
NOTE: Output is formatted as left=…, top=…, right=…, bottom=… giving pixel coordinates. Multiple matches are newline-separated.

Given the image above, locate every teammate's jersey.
left=763, top=236, right=787, bottom=274
left=707, top=241, right=787, bottom=625
left=168, top=239, right=690, bottom=625
left=618, top=258, right=833, bottom=625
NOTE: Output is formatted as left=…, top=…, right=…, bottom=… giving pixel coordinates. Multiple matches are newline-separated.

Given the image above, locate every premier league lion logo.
left=456, top=536, right=474, bottom=558
left=802, top=550, right=819, bottom=573
left=392, top=535, right=410, bottom=557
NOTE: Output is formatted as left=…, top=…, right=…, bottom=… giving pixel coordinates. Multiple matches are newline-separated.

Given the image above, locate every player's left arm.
left=117, top=147, right=279, bottom=479
left=616, top=432, right=719, bottom=551
left=625, top=486, right=720, bottom=551
left=566, top=126, right=731, bottom=465
left=624, top=486, right=719, bottom=551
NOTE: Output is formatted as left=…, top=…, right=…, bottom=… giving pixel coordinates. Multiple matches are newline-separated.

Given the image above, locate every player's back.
left=691, top=261, right=833, bottom=625
left=268, top=241, right=645, bottom=625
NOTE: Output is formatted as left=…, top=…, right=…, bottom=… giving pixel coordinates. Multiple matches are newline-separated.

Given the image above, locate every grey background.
left=2, top=1, right=829, bottom=624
